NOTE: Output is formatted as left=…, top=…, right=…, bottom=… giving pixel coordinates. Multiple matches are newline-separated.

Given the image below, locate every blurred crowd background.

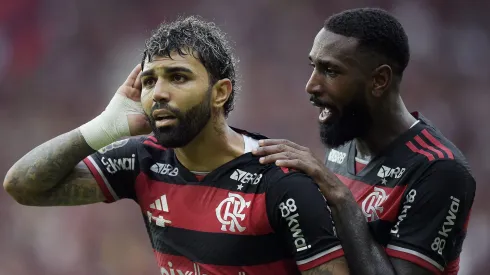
left=1, top=0, right=489, bottom=274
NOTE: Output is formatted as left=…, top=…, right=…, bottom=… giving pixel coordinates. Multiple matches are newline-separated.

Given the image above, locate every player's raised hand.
left=116, top=64, right=151, bottom=136
left=79, top=64, right=151, bottom=150
left=252, top=139, right=350, bottom=203
left=117, top=64, right=143, bottom=101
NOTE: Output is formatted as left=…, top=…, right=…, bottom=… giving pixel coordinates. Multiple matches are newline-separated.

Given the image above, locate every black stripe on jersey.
left=144, top=219, right=292, bottom=266
left=140, top=154, right=288, bottom=194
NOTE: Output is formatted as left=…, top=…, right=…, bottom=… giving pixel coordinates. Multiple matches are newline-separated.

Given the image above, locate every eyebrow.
left=140, top=66, right=194, bottom=78
left=309, top=56, right=344, bottom=70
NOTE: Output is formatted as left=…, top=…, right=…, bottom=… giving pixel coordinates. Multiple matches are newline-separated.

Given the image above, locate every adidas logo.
left=147, top=195, right=171, bottom=228
left=150, top=163, right=179, bottom=176
left=230, top=169, right=262, bottom=185
left=150, top=195, right=169, bottom=212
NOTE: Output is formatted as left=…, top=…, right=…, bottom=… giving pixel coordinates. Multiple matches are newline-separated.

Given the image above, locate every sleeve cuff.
left=386, top=244, right=443, bottom=275
left=83, top=156, right=117, bottom=203
left=296, top=245, right=344, bottom=271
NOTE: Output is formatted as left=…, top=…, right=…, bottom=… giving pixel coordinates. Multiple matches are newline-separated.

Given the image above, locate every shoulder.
left=415, top=159, right=475, bottom=194
left=96, top=136, right=158, bottom=154
left=261, top=165, right=318, bottom=193
left=398, top=121, right=472, bottom=182
left=93, top=136, right=172, bottom=165
left=407, top=123, right=473, bottom=180
left=406, top=122, right=469, bottom=165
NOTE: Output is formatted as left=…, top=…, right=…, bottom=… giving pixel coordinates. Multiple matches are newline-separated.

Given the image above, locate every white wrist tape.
left=79, top=93, right=144, bottom=150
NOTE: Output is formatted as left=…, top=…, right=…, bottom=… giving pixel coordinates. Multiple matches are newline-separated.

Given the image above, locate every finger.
left=133, top=70, right=142, bottom=91
left=258, top=150, right=305, bottom=165
left=252, top=144, right=298, bottom=156
left=123, top=64, right=142, bottom=87
left=258, top=139, right=306, bottom=151
left=275, top=159, right=310, bottom=173
left=257, top=152, right=289, bottom=164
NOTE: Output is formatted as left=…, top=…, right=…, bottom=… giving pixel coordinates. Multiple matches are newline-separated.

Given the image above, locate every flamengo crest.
left=216, top=193, right=251, bottom=232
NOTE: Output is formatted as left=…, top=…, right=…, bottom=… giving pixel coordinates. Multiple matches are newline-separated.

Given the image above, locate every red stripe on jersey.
left=335, top=174, right=407, bottom=223
left=421, top=129, right=454, bottom=159
left=414, top=135, right=444, bottom=158
left=386, top=247, right=442, bottom=275
left=83, top=158, right=115, bottom=203
left=153, top=250, right=299, bottom=275
left=143, top=139, right=167, bottom=150
left=406, top=141, right=435, bottom=161
left=135, top=173, right=273, bottom=235
left=443, top=257, right=460, bottom=275
left=297, top=246, right=344, bottom=271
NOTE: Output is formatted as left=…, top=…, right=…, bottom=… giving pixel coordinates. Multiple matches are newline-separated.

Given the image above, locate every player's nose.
left=152, top=79, right=171, bottom=103
left=305, top=70, right=323, bottom=96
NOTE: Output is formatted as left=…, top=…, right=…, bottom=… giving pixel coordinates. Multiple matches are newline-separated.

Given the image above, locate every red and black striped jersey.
left=324, top=113, right=475, bottom=275
left=83, top=129, right=343, bottom=275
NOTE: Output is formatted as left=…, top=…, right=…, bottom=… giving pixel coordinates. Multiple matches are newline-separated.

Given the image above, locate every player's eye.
left=142, top=77, right=156, bottom=87
left=171, top=74, right=188, bottom=83
left=324, top=68, right=338, bottom=77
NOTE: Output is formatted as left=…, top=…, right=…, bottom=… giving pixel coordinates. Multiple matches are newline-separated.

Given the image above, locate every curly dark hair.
left=325, top=8, right=410, bottom=77
left=142, top=16, right=238, bottom=117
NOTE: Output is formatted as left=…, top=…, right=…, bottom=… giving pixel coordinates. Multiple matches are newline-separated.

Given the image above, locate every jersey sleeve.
left=82, top=138, right=142, bottom=203
left=266, top=171, right=344, bottom=271
left=387, top=160, right=475, bottom=274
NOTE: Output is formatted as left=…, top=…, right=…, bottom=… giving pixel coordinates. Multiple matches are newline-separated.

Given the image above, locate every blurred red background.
left=0, top=0, right=488, bottom=274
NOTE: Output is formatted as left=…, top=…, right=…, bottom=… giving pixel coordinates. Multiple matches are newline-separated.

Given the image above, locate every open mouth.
left=319, top=107, right=333, bottom=123
left=154, top=114, right=176, bottom=121
left=153, top=110, right=177, bottom=127
left=311, top=100, right=336, bottom=123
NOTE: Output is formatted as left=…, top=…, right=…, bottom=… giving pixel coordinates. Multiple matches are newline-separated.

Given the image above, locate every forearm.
left=4, top=128, right=94, bottom=194
left=330, top=192, right=396, bottom=275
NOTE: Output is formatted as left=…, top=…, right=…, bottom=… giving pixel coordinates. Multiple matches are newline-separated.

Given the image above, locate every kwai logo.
left=432, top=196, right=460, bottom=255
left=280, top=198, right=311, bottom=252
left=101, top=154, right=135, bottom=174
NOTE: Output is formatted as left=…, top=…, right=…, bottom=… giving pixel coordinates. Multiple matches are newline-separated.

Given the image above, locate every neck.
left=355, top=95, right=416, bottom=157
left=174, top=117, right=244, bottom=172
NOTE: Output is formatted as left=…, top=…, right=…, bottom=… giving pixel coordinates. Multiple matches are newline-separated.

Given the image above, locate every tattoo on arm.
left=14, top=162, right=105, bottom=206
left=301, top=257, right=350, bottom=275
left=4, top=129, right=105, bottom=205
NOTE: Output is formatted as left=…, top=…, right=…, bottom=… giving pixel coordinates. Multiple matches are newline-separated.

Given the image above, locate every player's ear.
left=371, top=64, right=392, bottom=97
left=212, top=79, right=232, bottom=109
